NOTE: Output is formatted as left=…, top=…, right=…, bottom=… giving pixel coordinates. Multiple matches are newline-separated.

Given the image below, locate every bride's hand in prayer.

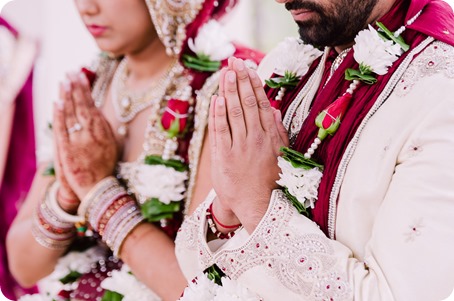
left=53, top=72, right=118, bottom=200
left=209, top=58, right=289, bottom=233
left=53, top=84, right=80, bottom=213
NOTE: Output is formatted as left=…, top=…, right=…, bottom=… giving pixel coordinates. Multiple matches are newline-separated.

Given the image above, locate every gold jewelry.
left=111, top=57, right=179, bottom=136
left=145, top=0, right=205, bottom=56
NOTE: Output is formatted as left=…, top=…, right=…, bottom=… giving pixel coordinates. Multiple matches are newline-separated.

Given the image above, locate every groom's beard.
left=286, top=0, right=378, bottom=47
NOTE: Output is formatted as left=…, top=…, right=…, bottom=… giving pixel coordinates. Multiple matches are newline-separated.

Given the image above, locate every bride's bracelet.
left=206, top=204, right=242, bottom=240
left=31, top=181, right=76, bottom=249
left=84, top=177, right=144, bottom=257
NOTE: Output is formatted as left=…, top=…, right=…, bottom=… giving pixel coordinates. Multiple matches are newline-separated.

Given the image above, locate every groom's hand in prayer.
left=209, top=58, right=289, bottom=233
left=53, top=72, right=118, bottom=200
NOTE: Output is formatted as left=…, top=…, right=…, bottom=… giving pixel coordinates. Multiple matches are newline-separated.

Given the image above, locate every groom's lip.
left=290, top=9, right=316, bottom=22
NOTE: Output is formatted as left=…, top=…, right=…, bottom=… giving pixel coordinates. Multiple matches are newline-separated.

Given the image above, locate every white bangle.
left=47, top=181, right=84, bottom=224
left=78, top=176, right=120, bottom=218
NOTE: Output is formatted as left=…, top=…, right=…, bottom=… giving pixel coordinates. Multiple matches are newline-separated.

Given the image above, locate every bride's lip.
left=86, top=24, right=108, bottom=37
left=290, top=9, right=316, bottom=22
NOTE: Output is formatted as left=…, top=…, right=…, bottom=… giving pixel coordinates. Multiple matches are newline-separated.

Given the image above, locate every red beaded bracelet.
left=206, top=204, right=242, bottom=240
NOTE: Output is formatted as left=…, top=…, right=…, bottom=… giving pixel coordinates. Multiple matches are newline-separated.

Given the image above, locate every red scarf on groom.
left=268, top=0, right=454, bottom=237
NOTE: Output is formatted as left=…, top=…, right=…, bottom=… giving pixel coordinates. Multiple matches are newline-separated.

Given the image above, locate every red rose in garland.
left=315, top=92, right=353, bottom=140
left=160, top=99, right=191, bottom=138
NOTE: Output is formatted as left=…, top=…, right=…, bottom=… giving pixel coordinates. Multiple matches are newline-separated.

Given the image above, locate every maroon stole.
left=266, top=0, right=454, bottom=236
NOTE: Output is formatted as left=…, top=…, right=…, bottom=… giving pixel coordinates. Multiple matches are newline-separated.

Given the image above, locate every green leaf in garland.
left=345, top=68, right=377, bottom=85
left=376, top=22, right=410, bottom=52
left=204, top=264, right=226, bottom=286
left=280, top=147, right=324, bottom=170
left=283, top=187, right=312, bottom=218
left=101, top=290, right=124, bottom=301
left=265, top=71, right=300, bottom=89
left=140, top=198, right=181, bottom=222
left=144, top=155, right=188, bottom=172
left=182, top=54, right=221, bottom=72
left=158, top=117, right=181, bottom=139
left=59, top=271, right=82, bottom=285
left=42, top=162, right=56, bottom=176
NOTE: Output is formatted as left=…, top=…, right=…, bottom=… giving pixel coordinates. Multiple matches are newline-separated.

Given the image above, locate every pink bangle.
left=209, top=203, right=241, bottom=229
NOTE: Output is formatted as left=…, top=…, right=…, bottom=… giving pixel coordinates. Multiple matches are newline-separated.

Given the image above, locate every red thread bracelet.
left=209, top=203, right=242, bottom=229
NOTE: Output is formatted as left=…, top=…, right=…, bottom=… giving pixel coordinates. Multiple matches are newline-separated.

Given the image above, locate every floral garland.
left=123, top=20, right=235, bottom=223
left=179, top=265, right=262, bottom=301
left=18, top=246, right=106, bottom=301
left=265, top=37, right=322, bottom=108
left=275, top=16, right=420, bottom=217
left=183, top=20, right=236, bottom=72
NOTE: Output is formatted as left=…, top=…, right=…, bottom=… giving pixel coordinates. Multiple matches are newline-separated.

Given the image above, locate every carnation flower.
left=353, top=25, right=403, bottom=75
left=276, top=157, right=323, bottom=209
left=188, top=20, right=235, bottom=62
left=101, top=265, right=160, bottom=301
left=273, top=37, right=323, bottom=78
left=127, top=164, right=188, bottom=205
left=18, top=294, right=51, bottom=301
left=178, top=275, right=219, bottom=300
left=37, top=246, right=106, bottom=296
left=214, top=277, right=262, bottom=301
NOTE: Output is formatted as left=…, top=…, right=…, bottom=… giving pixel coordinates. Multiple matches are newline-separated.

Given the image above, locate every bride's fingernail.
left=217, top=97, right=225, bottom=106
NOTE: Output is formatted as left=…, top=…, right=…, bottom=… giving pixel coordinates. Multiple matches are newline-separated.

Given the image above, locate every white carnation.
left=38, top=246, right=106, bottom=296
left=18, top=295, right=51, bottom=301
left=353, top=25, right=403, bottom=75
left=214, top=278, right=262, bottom=301
left=274, top=37, right=323, bottom=77
left=53, top=246, right=105, bottom=276
left=132, top=164, right=188, bottom=205
left=188, top=20, right=235, bottom=61
left=276, top=156, right=323, bottom=209
left=179, top=275, right=219, bottom=300
left=101, top=264, right=161, bottom=301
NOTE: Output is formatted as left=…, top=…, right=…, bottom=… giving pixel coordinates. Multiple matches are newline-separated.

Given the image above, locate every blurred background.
left=0, top=0, right=296, bottom=162
left=0, top=0, right=453, bottom=299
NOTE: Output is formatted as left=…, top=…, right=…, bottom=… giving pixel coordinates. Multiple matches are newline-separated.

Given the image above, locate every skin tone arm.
left=6, top=82, right=88, bottom=287
left=53, top=73, right=210, bottom=301
left=8, top=71, right=210, bottom=300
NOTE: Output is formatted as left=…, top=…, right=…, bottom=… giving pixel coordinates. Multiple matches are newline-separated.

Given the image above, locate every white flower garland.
left=276, top=157, right=323, bottom=210
left=101, top=264, right=161, bottom=301
left=119, top=163, right=188, bottom=205
left=188, top=20, right=235, bottom=62
left=18, top=246, right=106, bottom=301
left=275, top=15, right=421, bottom=213
left=274, top=37, right=323, bottom=78
left=353, top=25, right=403, bottom=75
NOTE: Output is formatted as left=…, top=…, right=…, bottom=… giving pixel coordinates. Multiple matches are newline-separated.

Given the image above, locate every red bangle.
left=208, top=203, right=242, bottom=229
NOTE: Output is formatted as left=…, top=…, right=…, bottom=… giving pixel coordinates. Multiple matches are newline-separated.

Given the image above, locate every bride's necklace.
left=111, top=57, right=178, bottom=136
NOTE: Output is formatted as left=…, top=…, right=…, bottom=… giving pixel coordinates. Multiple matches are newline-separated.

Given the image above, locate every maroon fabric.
left=274, top=0, right=451, bottom=236
left=0, top=17, right=38, bottom=299
left=407, top=0, right=454, bottom=46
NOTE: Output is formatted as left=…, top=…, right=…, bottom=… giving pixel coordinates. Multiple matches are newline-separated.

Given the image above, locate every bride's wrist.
left=57, top=188, right=79, bottom=214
